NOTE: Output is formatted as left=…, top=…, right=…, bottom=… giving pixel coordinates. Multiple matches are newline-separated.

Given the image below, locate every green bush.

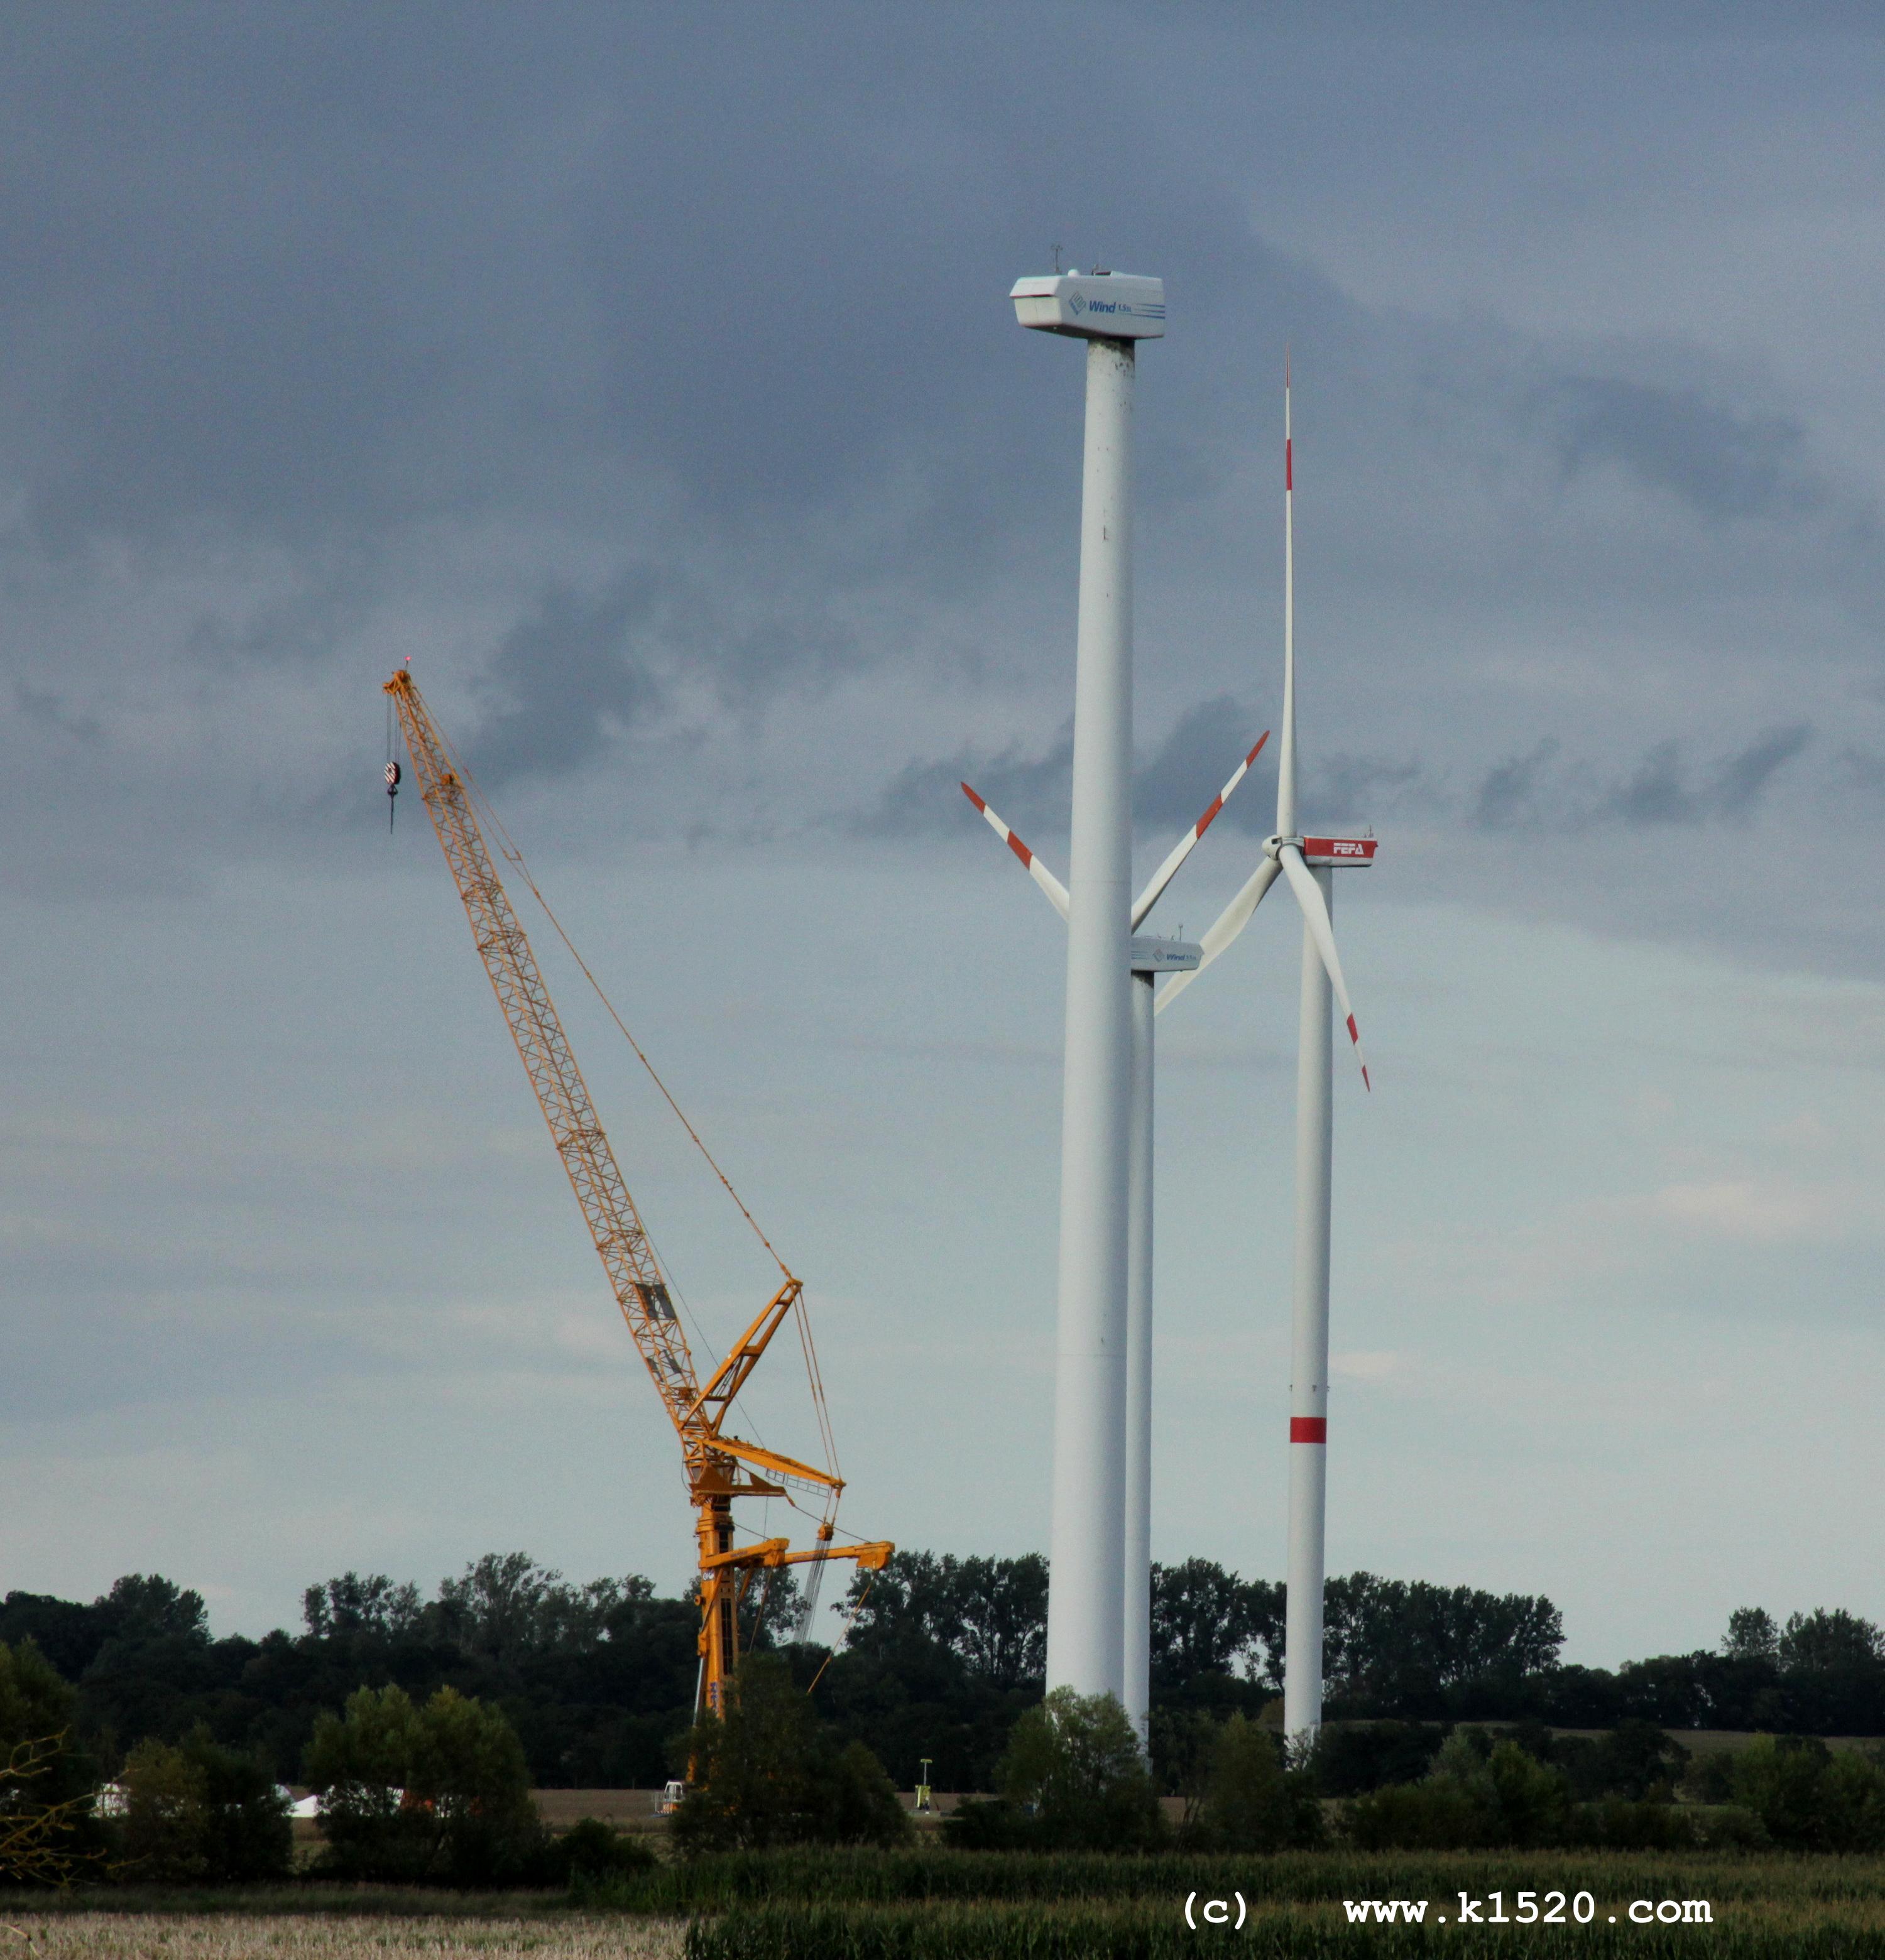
left=117, top=1738, right=210, bottom=1882
left=1183, top=1712, right=1321, bottom=1851
left=1343, top=1775, right=1492, bottom=1850
left=983, top=1686, right=1165, bottom=1853
left=304, top=1683, right=549, bottom=1885
left=672, top=1653, right=910, bottom=1856
left=1733, top=1734, right=1885, bottom=1851
left=114, top=1725, right=291, bottom=1885
left=1566, top=1797, right=1698, bottom=1850
left=1343, top=1733, right=1571, bottom=1849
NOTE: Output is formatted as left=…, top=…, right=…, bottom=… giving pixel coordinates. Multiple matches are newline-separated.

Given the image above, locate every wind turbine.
left=961, top=729, right=1268, bottom=1740
left=1009, top=264, right=1166, bottom=1701
left=1156, top=365, right=1376, bottom=1741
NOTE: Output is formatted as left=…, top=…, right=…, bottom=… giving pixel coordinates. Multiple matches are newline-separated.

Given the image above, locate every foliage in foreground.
left=681, top=1900, right=1881, bottom=1960
left=116, top=1728, right=292, bottom=1882
left=944, top=1687, right=1165, bottom=1853
left=1340, top=1723, right=1885, bottom=1853
left=304, top=1682, right=552, bottom=1885
left=672, top=1654, right=909, bottom=1856
left=0, top=1641, right=108, bottom=1886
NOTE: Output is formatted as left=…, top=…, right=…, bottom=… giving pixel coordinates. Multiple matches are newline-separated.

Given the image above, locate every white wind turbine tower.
left=1008, top=264, right=1166, bottom=1701
left=1155, top=364, right=1376, bottom=1741
left=961, top=731, right=1268, bottom=1740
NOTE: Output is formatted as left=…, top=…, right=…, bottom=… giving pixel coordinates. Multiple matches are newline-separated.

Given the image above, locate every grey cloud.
left=16, top=680, right=101, bottom=746
left=1839, top=746, right=1885, bottom=799
left=1134, top=697, right=1269, bottom=832
left=878, top=710, right=1819, bottom=854
left=1534, top=377, right=1819, bottom=524
left=1474, top=739, right=1561, bottom=831
left=471, top=579, right=671, bottom=789
left=875, top=727, right=1073, bottom=842
left=1303, top=753, right=1431, bottom=830
left=1607, top=724, right=1811, bottom=827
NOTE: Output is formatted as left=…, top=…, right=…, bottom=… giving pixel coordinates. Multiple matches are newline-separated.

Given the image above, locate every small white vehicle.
left=657, top=1780, right=686, bottom=1816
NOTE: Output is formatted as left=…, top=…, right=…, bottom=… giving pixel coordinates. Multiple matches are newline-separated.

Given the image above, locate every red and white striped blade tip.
left=1198, top=730, right=1271, bottom=836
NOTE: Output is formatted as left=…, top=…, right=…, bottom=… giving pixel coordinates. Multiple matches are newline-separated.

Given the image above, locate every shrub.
left=1568, top=1797, right=1699, bottom=1849
left=1731, top=1735, right=1885, bottom=1851
left=672, top=1653, right=910, bottom=1856
left=1184, top=1713, right=1320, bottom=1852
left=1308, top=1721, right=1447, bottom=1796
left=117, top=1738, right=209, bottom=1882
left=558, top=1815, right=658, bottom=1886
left=305, top=1682, right=549, bottom=1885
left=1343, top=1775, right=1492, bottom=1850
left=1342, top=1731, right=1571, bottom=1849
left=994, top=1687, right=1165, bottom=1853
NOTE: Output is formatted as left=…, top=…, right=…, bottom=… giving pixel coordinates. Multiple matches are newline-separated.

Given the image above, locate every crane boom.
left=386, top=669, right=888, bottom=1722
left=391, top=670, right=704, bottom=1423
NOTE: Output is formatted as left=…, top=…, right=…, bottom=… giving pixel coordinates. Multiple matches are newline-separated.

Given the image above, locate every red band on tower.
left=1290, top=1417, right=1326, bottom=1444
left=1286, top=438, right=1292, bottom=491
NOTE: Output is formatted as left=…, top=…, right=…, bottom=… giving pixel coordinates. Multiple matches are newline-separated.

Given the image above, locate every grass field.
left=0, top=1919, right=684, bottom=1960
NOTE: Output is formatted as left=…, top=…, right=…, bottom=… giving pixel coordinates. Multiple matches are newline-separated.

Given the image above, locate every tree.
left=302, top=1572, right=425, bottom=1642
left=1189, top=1712, right=1303, bottom=1852
left=995, top=1687, right=1165, bottom=1851
left=0, top=1734, right=102, bottom=1888
left=0, top=1640, right=103, bottom=1888
left=842, top=1553, right=1047, bottom=1690
left=1779, top=1609, right=1885, bottom=1673
left=1733, top=1735, right=1885, bottom=1851
left=671, top=1653, right=909, bottom=1855
left=1323, top=1574, right=1564, bottom=1717
left=1150, top=1562, right=1259, bottom=1687
left=182, top=1728, right=293, bottom=1881
left=305, top=1684, right=548, bottom=1885
left=118, top=1739, right=210, bottom=1882
left=1723, top=1607, right=1779, bottom=1662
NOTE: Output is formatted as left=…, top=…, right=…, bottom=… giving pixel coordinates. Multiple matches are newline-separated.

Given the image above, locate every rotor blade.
left=1154, top=854, right=1282, bottom=1016
left=960, top=783, right=1070, bottom=920
left=1130, top=731, right=1270, bottom=930
left=1277, top=844, right=1371, bottom=1091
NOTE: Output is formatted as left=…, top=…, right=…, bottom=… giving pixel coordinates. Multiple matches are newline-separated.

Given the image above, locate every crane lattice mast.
left=386, top=669, right=888, bottom=1723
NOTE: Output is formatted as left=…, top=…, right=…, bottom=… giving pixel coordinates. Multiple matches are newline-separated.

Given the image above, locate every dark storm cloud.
left=0, top=0, right=1877, bottom=886
left=472, top=579, right=670, bottom=787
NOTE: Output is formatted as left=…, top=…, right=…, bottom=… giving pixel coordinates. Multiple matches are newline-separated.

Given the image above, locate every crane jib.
left=383, top=667, right=891, bottom=1741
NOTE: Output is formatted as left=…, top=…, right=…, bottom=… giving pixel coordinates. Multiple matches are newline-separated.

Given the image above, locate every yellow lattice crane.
left=386, top=668, right=890, bottom=1725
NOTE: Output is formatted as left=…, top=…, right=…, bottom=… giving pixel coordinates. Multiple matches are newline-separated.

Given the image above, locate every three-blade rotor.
left=1152, top=362, right=1371, bottom=1091
left=960, top=729, right=1268, bottom=937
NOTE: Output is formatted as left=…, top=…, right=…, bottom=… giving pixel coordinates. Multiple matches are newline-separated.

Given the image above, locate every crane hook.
left=385, top=758, right=402, bottom=832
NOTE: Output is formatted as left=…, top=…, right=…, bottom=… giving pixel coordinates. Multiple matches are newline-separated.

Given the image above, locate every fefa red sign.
left=1300, top=837, right=1377, bottom=868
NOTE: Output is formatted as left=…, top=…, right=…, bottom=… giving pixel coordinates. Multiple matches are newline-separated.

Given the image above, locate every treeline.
left=6, top=1555, right=1884, bottom=1797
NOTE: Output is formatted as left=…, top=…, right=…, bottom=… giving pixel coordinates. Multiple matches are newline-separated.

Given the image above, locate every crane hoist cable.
left=383, top=667, right=890, bottom=1734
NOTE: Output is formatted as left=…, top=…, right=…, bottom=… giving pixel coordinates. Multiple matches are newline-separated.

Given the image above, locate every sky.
left=4, top=3, right=1885, bottom=1672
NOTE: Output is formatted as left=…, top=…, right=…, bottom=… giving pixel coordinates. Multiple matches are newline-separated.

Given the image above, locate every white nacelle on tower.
left=1010, top=272, right=1167, bottom=340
